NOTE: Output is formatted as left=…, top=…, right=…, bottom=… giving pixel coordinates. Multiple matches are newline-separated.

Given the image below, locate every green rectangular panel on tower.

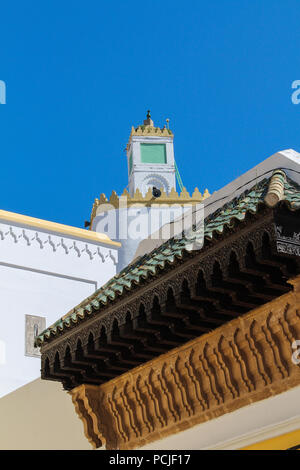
left=140, top=143, right=167, bottom=164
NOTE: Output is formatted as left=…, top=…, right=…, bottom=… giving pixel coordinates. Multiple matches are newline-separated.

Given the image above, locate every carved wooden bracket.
left=70, top=275, right=300, bottom=450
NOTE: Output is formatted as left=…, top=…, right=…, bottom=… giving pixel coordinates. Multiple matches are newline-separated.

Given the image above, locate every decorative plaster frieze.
left=0, top=224, right=117, bottom=263
left=70, top=276, right=300, bottom=450
left=276, top=226, right=300, bottom=257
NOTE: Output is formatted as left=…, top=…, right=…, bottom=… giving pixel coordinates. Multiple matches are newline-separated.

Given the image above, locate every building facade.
left=0, top=210, right=119, bottom=398
left=36, top=150, right=300, bottom=450
left=2, top=111, right=300, bottom=450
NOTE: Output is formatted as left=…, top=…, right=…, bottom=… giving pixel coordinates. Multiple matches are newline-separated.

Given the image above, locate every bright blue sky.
left=0, top=0, right=300, bottom=228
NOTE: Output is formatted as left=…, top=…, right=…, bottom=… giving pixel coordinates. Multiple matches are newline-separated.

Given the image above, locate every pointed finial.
left=143, top=110, right=154, bottom=127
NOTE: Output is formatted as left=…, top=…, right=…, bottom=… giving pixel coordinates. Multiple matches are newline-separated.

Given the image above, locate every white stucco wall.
left=0, top=217, right=118, bottom=398
left=128, top=135, right=176, bottom=196
left=92, top=204, right=198, bottom=272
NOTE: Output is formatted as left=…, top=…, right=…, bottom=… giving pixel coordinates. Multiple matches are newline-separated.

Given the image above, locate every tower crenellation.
left=126, top=111, right=176, bottom=197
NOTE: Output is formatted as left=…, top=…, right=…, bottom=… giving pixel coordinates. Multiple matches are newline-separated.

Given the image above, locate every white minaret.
left=91, top=112, right=209, bottom=273
left=126, top=111, right=176, bottom=196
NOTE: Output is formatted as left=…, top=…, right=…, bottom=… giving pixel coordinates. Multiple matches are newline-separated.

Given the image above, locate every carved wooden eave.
left=39, top=204, right=300, bottom=394
left=36, top=170, right=300, bottom=449
left=70, top=276, right=300, bottom=449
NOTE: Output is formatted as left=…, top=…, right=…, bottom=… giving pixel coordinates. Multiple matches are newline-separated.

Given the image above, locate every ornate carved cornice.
left=39, top=213, right=300, bottom=385
left=70, top=276, right=300, bottom=449
left=39, top=214, right=275, bottom=352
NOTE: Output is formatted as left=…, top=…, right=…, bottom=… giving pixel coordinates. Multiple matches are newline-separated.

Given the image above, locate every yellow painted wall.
left=242, top=429, right=300, bottom=450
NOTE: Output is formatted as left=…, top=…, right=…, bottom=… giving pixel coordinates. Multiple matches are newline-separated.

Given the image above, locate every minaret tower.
left=90, top=112, right=210, bottom=272
left=126, top=111, right=176, bottom=196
